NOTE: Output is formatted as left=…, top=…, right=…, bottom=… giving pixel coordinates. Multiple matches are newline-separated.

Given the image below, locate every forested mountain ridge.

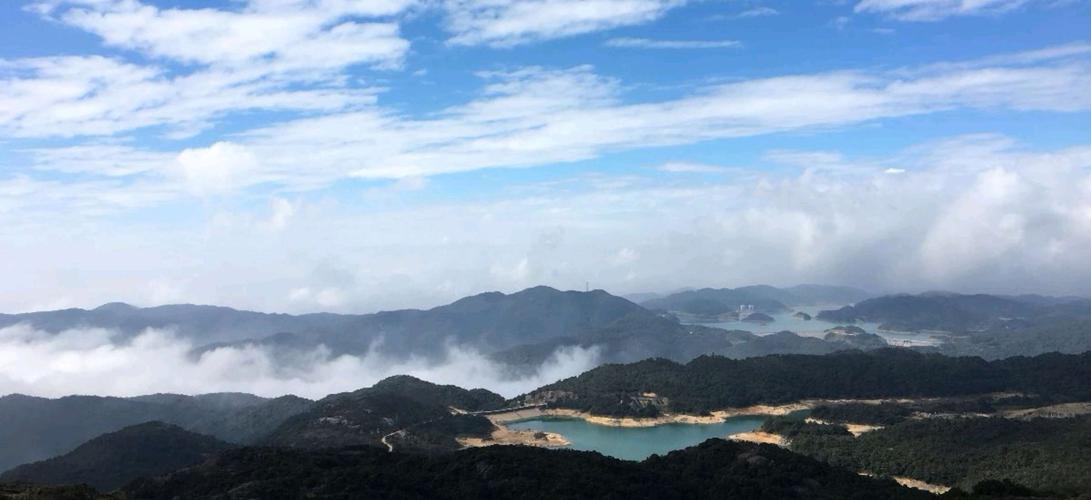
left=123, top=439, right=933, bottom=500
left=773, top=414, right=1091, bottom=496
left=0, top=392, right=311, bottom=472
left=518, top=349, right=1091, bottom=417
left=261, top=375, right=503, bottom=451
left=0, top=422, right=232, bottom=491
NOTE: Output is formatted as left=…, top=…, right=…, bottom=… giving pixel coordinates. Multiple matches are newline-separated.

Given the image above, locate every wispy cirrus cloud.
left=7, top=44, right=1091, bottom=204
left=0, top=55, right=380, bottom=138
left=728, top=6, right=781, bottom=18
left=0, top=0, right=408, bottom=139
left=442, top=0, right=687, bottom=47
left=656, top=162, right=731, bottom=173
left=604, top=37, right=742, bottom=49
left=33, top=0, right=412, bottom=68
left=854, top=0, right=1034, bottom=21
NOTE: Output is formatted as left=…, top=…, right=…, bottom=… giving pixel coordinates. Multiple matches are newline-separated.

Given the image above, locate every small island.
left=823, top=326, right=888, bottom=349
left=742, top=312, right=775, bottom=324
left=793, top=311, right=813, bottom=321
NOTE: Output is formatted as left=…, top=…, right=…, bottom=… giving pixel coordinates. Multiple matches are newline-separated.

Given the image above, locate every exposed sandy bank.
left=859, top=471, right=951, bottom=495
left=805, top=417, right=882, bottom=436
left=458, top=427, right=570, bottom=449
left=486, top=402, right=811, bottom=428
left=893, top=476, right=951, bottom=495
left=729, top=431, right=787, bottom=447
left=1002, top=402, right=1091, bottom=419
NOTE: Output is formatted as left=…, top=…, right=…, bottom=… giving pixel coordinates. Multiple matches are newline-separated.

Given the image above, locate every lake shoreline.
left=485, top=402, right=812, bottom=428
left=466, top=403, right=804, bottom=452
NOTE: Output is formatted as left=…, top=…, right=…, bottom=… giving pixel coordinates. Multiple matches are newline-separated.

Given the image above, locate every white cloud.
left=612, top=247, right=640, bottom=265
left=175, top=142, right=259, bottom=194
left=855, top=0, right=1033, bottom=21
left=657, top=162, right=729, bottom=173
left=231, top=48, right=1091, bottom=183
left=728, top=6, right=779, bottom=19
left=267, top=197, right=297, bottom=230
left=0, top=324, right=601, bottom=398
left=37, top=0, right=410, bottom=68
left=604, top=37, right=742, bottom=49
left=443, top=0, right=687, bottom=47
left=6, top=134, right=1091, bottom=314
left=7, top=45, right=1091, bottom=214
left=0, top=0, right=408, bottom=139
left=0, top=55, right=380, bottom=138
left=3, top=43, right=1090, bottom=225
left=25, top=143, right=174, bottom=177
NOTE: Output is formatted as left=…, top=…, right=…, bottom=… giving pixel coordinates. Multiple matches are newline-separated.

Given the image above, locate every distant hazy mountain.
left=0, top=392, right=310, bottom=472
left=0, top=287, right=667, bottom=360
left=641, top=284, right=871, bottom=318
left=1, top=286, right=891, bottom=369
left=0, top=302, right=359, bottom=344
left=124, top=439, right=931, bottom=499
left=262, top=375, right=502, bottom=451
left=0, top=422, right=232, bottom=491
left=816, top=293, right=1091, bottom=332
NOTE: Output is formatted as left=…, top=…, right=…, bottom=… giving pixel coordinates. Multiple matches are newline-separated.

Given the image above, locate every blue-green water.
left=506, top=416, right=767, bottom=461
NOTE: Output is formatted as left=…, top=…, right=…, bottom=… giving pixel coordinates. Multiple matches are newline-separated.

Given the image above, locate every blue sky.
left=2, top=0, right=1091, bottom=313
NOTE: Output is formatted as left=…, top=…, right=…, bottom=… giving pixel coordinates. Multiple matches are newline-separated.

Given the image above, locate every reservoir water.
left=681, top=305, right=944, bottom=347
left=506, top=416, right=767, bottom=461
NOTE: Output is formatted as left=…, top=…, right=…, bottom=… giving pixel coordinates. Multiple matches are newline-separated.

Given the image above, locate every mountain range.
left=0, top=285, right=892, bottom=370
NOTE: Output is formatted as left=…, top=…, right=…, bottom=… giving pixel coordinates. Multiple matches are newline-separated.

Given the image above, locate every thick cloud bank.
left=3, top=134, right=1091, bottom=314
left=0, top=324, right=600, bottom=399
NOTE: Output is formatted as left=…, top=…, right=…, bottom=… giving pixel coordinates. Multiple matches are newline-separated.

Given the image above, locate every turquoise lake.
left=506, top=416, right=767, bottom=461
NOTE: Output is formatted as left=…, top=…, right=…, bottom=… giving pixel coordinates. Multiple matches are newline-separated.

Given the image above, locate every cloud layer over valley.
left=0, top=324, right=601, bottom=399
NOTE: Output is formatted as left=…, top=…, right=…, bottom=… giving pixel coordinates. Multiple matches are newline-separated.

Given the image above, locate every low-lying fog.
left=0, top=324, right=601, bottom=399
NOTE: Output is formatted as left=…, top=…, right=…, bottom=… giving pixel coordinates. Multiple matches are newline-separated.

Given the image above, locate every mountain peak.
left=93, top=302, right=137, bottom=313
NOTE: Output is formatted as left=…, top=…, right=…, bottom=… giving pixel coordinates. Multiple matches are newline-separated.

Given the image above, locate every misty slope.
left=519, top=349, right=1091, bottom=417
left=0, top=302, right=358, bottom=344
left=935, top=318, right=1091, bottom=360
left=0, top=287, right=665, bottom=359
left=261, top=375, right=502, bottom=451
left=320, top=286, right=662, bottom=357
left=0, top=422, right=232, bottom=491
left=642, top=284, right=871, bottom=317
left=0, top=393, right=310, bottom=472
left=124, top=439, right=931, bottom=500
left=2, top=286, right=892, bottom=370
